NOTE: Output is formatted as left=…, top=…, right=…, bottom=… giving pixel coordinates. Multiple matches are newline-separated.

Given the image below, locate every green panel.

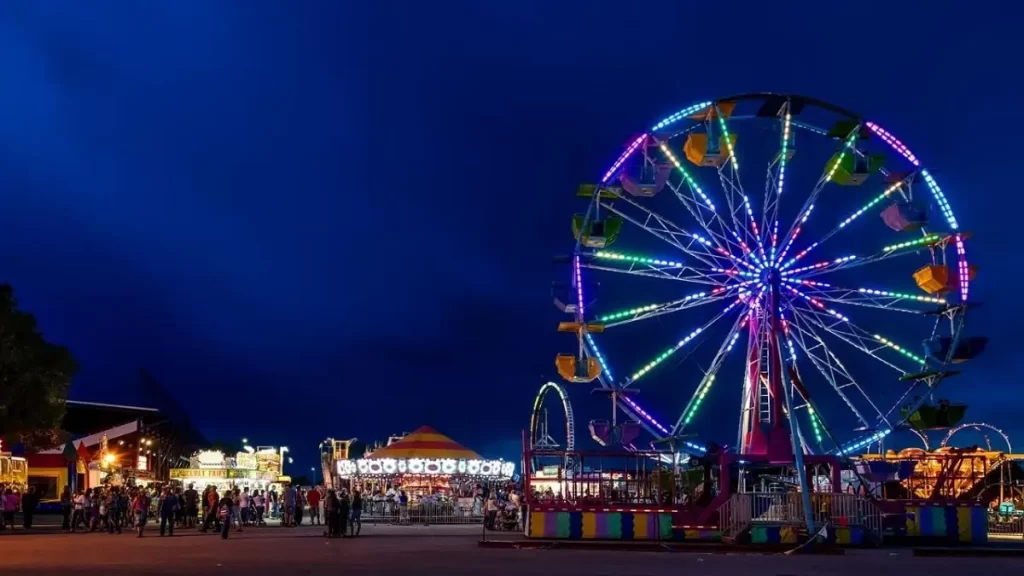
left=607, top=512, right=622, bottom=539
left=577, top=183, right=622, bottom=199
left=572, top=215, right=623, bottom=247
left=658, top=513, right=673, bottom=539
left=556, top=512, right=571, bottom=538
left=867, top=153, right=885, bottom=173
left=750, top=525, right=769, bottom=544
left=906, top=404, right=967, bottom=430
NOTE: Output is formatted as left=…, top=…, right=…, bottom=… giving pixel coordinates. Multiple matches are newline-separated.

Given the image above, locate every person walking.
left=159, top=488, right=178, bottom=536
left=1, top=488, right=15, bottom=530
left=201, top=486, right=221, bottom=532
left=283, top=483, right=296, bottom=527
left=324, top=490, right=338, bottom=537
left=239, top=487, right=251, bottom=526
left=133, top=490, right=149, bottom=537
left=218, top=491, right=234, bottom=539
left=59, top=486, right=73, bottom=532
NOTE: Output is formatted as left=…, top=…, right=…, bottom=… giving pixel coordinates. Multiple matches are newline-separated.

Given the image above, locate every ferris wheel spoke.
left=777, top=130, right=859, bottom=266
left=779, top=177, right=911, bottom=271
left=648, top=139, right=743, bottom=258
left=783, top=281, right=947, bottom=315
left=599, top=195, right=739, bottom=269
left=597, top=284, right=750, bottom=328
left=787, top=310, right=892, bottom=430
left=791, top=232, right=949, bottom=278
left=784, top=297, right=920, bottom=373
left=622, top=297, right=744, bottom=388
left=710, top=111, right=765, bottom=262
left=673, top=312, right=747, bottom=435
left=582, top=263, right=733, bottom=287
left=761, top=103, right=794, bottom=265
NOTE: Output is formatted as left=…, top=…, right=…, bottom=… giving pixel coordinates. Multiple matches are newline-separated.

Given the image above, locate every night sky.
left=1, top=2, right=1019, bottom=473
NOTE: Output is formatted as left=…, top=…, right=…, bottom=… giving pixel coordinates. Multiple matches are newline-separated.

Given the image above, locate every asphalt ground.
left=2, top=523, right=1024, bottom=575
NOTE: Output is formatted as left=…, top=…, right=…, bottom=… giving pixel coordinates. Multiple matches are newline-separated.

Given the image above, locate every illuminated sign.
left=137, top=456, right=148, bottom=471
left=196, top=450, right=226, bottom=468
left=337, top=458, right=514, bottom=479
left=235, top=452, right=257, bottom=470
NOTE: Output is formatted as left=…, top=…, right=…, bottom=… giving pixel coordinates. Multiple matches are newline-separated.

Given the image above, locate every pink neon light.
left=866, top=122, right=920, bottom=166
left=955, top=234, right=969, bottom=301
left=574, top=256, right=586, bottom=317
left=602, top=134, right=648, bottom=183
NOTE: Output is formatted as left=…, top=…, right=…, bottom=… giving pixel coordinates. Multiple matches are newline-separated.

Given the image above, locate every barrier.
left=527, top=509, right=674, bottom=540
left=988, top=515, right=1024, bottom=537
left=359, top=500, right=484, bottom=525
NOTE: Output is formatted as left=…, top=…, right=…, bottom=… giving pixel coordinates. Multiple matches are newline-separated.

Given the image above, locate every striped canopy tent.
left=366, top=426, right=481, bottom=460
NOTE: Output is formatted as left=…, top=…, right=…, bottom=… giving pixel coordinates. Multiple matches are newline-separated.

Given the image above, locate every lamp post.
left=311, top=466, right=317, bottom=486
left=279, top=446, right=289, bottom=476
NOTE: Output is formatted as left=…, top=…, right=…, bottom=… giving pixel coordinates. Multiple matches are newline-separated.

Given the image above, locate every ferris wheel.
left=555, top=93, right=987, bottom=465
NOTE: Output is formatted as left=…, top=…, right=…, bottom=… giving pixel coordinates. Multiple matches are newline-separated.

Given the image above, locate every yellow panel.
left=913, top=265, right=949, bottom=294
left=555, top=354, right=577, bottom=381
left=906, top=506, right=921, bottom=536
left=684, top=133, right=709, bottom=166
left=582, top=512, right=598, bottom=538
left=557, top=321, right=582, bottom=333
left=529, top=511, right=547, bottom=538
left=633, top=513, right=649, bottom=539
left=836, top=527, right=851, bottom=545
left=584, top=323, right=606, bottom=334
left=957, top=507, right=972, bottom=542
left=779, top=526, right=798, bottom=543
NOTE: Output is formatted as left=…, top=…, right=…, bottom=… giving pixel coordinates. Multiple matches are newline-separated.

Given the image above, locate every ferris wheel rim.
left=567, top=93, right=974, bottom=456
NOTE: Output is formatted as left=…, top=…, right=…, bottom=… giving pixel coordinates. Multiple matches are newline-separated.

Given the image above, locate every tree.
left=0, top=284, right=77, bottom=450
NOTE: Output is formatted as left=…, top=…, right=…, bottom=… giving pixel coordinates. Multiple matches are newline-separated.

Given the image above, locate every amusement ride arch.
left=530, top=381, right=575, bottom=453
left=940, top=422, right=1011, bottom=453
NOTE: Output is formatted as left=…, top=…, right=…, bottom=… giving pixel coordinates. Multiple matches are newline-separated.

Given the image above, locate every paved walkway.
left=2, top=524, right=1023, bottom=575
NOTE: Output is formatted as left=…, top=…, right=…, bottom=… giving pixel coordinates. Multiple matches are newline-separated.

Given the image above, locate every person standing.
left=201, top=486, right=220, bottom=532
left=283, top=483, right=296, bottom=527
left=295, top=488, right=305, bottom=526
left=324, top=490, right=338, bottom=537
left=106, top=488, right=123, bottom=534
left=1, top=488, right=15, bottom=530
left=21, top=486, right=38, bottom=529
left=159, top=488, right=178, bottom=536
left=59, top=486, right=73, bottom=532
left=350, top=489, right=362, bottom=537
left=337, top=490, right=350, bottom=537
left=184, top=483, right=198, bottom=528
left=306, top=486, right=321, bottom=526
left=253, top=490, right=266, bottom=526
left=239, top=487, right=251, bottom=526
left=218, top=491, right=233, bottom=539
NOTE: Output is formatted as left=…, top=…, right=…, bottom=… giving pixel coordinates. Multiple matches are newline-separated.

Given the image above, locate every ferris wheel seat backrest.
left=618, top=422, right=641, bottom=446
left=925, top=336, right=987, bottom=363
left=906, top=403, right=967, bottom=431
left=588, top=420, right=611, bottom=445
left=572, top=215, right=623, bottom=249
left=913, top=265, right=952, bottom=294
left=825, top=151, right=884, bottom=186
left=619, top=163, right=672, bottom=197
left=555, top=354, right=601, bottom=383
left=881, top=201, right=928, bottom=232
left=683, top=132, right=736, bottom=168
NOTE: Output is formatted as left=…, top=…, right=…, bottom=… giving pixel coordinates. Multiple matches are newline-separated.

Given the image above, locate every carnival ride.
left=545, top=93, right=986, bottom=532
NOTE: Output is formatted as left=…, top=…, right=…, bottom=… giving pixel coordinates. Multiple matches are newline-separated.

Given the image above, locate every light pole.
left=279, top=446, right=289, bottom=476
left=311, top=466, right=317, bottom=486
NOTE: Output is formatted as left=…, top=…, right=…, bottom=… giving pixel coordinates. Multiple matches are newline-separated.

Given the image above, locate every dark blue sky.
left=1, top=2, right=1018, bottom=471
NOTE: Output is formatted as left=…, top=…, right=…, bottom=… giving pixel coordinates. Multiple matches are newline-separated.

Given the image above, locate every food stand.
left=170, top=449, right=280, bottom=491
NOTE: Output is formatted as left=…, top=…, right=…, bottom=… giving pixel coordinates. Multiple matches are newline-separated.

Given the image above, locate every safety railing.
left=359, top=500, right=485, bottom=525
left=989, top=514, right=1024, bottom=537
left=717, top=492, right=883, bottom=540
